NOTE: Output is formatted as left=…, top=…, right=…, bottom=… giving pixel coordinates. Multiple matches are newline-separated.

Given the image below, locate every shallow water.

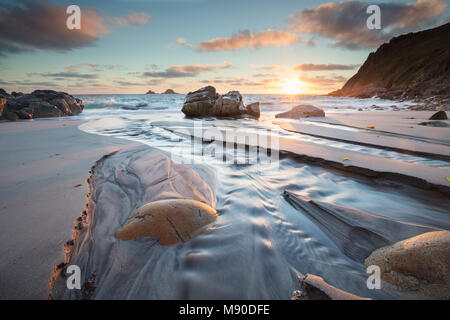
left=70, top=94, right=449, bottom=299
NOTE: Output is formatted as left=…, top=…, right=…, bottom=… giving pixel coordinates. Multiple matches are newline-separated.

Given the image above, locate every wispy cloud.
left=197, top=29, right=300, bottom=51
left=176, top=38, right=193, bottom=48
left=250, top=64, right=285, bottom=70
left=289, top=0, right=448, bottom=50
left=143, top=62, right=232, bottom=78
left=65, top=63, right=120, bottom=72
left=298, top=75, right=348, bottom=87
left=293, top=63, right=359, bottom=71
left=201, top=78, right=264, bottom=87
left=40, top=72, right=100, bottom=79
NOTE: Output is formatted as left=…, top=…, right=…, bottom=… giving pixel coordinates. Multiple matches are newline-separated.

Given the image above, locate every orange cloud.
left=197, top=29, right=300, bottom=51
left=144, top=62, right=232, bottom=78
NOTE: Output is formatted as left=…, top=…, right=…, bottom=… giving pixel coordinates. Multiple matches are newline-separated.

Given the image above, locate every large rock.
left=146, top=90, right=156, bottom=94
left=115, top=199, right=217, bottom=245
left=365, top=231, right=450, bottom=299
left=181, top=86, right=260, bottom=118
left=275, top=105, right=325, bottom=119
left=429, top=110, right=448, bottom=120
left=0, top=89, right=83, bottom=121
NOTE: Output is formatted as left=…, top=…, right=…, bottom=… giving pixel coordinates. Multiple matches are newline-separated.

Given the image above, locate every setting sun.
left=280, top=78, right=306, bottom=95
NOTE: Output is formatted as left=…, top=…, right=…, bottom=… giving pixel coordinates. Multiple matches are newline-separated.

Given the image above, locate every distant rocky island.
left=0, top=89, right=83, bottom=121
left=329, top=23, right=450, bottom=109
left=162, top=89, right=178, bottom=94
left=146, top=89, right=179, bottom=94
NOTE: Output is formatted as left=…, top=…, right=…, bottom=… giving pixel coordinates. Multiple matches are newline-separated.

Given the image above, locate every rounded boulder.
left=115, top=199, right=217, bottom=245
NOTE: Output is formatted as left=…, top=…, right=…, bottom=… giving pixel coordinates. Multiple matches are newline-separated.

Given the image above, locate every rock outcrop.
left=162, top=89, right=178, bottom=94
left=429, top=110, right=448, bottom=120
left=146, top=90, right=156, bottom=94
left=275, top=105, right=325, bottom=119
left=0, top=89, right=84, bottom=121
left=329, top=23, right=450, bottom=107
left=181, top=86, right=260, bottom=118
left=283, top=190, right=441, bottom=263
left=365, top=231, right=450, bottom=299
left=115, top=199, right=217, bottom=245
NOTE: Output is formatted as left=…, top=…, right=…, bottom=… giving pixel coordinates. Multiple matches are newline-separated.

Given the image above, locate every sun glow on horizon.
left=280, top=78, right=307, bottom=95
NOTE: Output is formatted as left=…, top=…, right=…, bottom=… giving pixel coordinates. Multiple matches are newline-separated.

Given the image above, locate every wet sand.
left=0, top=119, right=132, bottom=299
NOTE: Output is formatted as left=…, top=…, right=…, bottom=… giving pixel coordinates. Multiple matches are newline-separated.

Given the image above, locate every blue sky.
left=0, top=0, right=448, bottom=94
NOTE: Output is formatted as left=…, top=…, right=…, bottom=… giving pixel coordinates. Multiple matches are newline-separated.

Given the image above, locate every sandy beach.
left=0, top=119, right=132, bottom=299
left=1, top=104, right=449, bottom=300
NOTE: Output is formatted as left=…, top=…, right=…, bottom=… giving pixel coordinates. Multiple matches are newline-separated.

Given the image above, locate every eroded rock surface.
left=283, top=190, right=441, bottom=262
left=365, top=231, right=450, bottom=299
left=115, top=199, right=217, bottom=245
left=0, top=89, right=83, bottom=121
left=181, top=86, right=260, bottom=118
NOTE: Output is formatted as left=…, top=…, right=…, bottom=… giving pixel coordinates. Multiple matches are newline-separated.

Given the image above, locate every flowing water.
left=66, top=94, right=449, bottom=299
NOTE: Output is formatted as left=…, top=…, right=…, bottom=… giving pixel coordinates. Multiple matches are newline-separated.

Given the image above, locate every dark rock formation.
left=283, top=190, right=441, bottom=262
left=419, top=121, right=448, bottom=127
left=181, top=86, right=260, bottom=118
left=162, top=89, right=178, bottom=94
left=429, top=110, right=448, bottom=120
left=0, top=89, right=84, bottom=121
left=275, top=105, right=325, bottom=119
left=329, top=23, right=450, bottom=105
left=146, top=90, right=156, bottom=94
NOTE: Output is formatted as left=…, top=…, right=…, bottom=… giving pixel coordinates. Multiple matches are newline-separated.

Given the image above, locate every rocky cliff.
left=329, top=23, right=450, bottom=107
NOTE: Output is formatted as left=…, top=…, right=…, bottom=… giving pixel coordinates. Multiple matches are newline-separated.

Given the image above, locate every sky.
left=0, top=0, right=448, bottom=95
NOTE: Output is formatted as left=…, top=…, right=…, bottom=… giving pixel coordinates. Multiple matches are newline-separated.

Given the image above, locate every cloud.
left=0, top=80, right=59, bottom=87
left=197, top=29, right=300, bottom=51
left=176, top=38, right=193, bottom=48
left=294, top=63, right=359, bottom=71
left=289, top=0, right=448, bottom=50
left=202, top=78, right=264, bottom=87
left=65, top=63, right=119, bottom=72
left=250, top=64, right=284, bottom=70
left=114, top=80, right=147, bottom=86
left=253, top=73, right=276, bottom=78
left=0, top=1, right=151, bottom=56
left=41, top=72, right=100, bottom=79
left=144, top=62, right=232, bottom=78
left=298, top=75, right=348, bottom=87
